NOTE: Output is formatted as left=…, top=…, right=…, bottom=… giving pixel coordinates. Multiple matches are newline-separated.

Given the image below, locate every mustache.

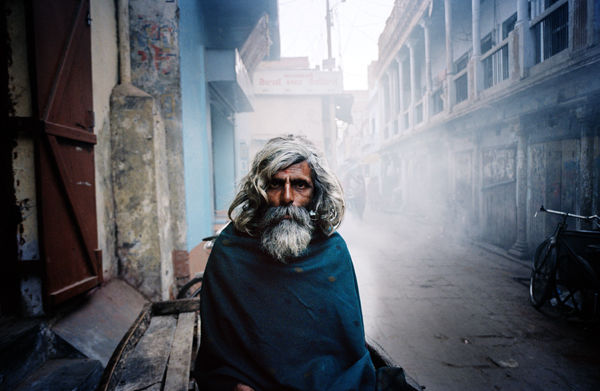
left=260, top=205, right=313, bottom=227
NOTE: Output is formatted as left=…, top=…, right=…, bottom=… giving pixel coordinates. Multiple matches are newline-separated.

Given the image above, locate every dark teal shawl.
left=194, top=223, right=376, bottom=391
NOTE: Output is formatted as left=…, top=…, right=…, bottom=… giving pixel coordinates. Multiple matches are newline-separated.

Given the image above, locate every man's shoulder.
left=212, top=222, right=259, bottom=251
left=309, top=230, right=349, bottom=255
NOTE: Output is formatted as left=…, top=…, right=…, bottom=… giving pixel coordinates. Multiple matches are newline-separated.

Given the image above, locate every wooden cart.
left=96, top=298, right=200, bottom=391
left=96, top=297, right=421, bottom=391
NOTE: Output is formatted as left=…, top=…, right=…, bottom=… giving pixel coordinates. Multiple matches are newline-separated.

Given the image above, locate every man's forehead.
left=272, top=161, right=312, bottom=178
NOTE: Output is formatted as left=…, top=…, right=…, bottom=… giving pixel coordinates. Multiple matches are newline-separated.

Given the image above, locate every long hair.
left=228, top=134, right=345, bottom=236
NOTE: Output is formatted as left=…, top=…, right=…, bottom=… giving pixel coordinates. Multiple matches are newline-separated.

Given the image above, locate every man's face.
left=259, top=161, right=315, bottom=262
left=266, top=161, right=314, bottom=208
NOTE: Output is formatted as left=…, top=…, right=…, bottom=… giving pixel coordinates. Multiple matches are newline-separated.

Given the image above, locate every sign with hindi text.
left=253, top=70, right=343, bottom=95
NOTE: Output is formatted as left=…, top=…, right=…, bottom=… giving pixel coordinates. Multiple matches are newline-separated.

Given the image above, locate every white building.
left=370, top=0, right=600, bottom=255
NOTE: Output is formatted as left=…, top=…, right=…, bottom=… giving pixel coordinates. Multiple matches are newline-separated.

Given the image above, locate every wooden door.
left=31, top=0, right=101, bottom=307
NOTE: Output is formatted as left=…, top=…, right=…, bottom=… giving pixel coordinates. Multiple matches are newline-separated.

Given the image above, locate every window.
left=455, top=53, right=469, bottom=73
left=502, top=13, right=517, bottom=40
left=534, top=2, right=568, bottom=64
left=483, top=45, right=509, bottom=89
left=481, top=33, right=494, bottom=54
left=455, top=73, right=468, bottom=103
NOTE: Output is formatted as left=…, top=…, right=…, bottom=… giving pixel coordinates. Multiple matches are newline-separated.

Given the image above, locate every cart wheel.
left=530, top=239, right=556, bottom=309
left=177, top=272, right=204, bottom=299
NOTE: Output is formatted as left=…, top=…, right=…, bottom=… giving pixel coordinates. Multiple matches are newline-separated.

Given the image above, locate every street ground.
left=339, top=208, right=600, bottom=391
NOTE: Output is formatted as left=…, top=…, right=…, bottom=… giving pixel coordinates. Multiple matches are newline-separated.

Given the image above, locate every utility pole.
left=326, top=0, right=332, bottom=60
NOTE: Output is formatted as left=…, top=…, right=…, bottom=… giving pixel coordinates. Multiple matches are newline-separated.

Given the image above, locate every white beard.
left=259, top=206, right=315, bottom=262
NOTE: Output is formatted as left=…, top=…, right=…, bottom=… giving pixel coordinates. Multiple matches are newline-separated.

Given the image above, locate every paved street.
left=339, top=208, right=600, bottom=391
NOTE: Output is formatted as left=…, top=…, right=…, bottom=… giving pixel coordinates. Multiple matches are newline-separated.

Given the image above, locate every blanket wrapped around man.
left=194, top=223, right=377, bottom=391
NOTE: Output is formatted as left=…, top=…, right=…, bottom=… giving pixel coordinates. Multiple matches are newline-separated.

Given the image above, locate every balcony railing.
left=455, top=70, right=468, bottom=104
left=431, top=88, right=444, bottom=116
left=482, top=43, right=509, bottom=89
left=415, top=101, right=423, bottom=124
left=533, top=2, right=569, bottom=64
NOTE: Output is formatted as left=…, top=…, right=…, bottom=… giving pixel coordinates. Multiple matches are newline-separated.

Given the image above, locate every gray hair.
left=228, top=134, right=345, bottom=236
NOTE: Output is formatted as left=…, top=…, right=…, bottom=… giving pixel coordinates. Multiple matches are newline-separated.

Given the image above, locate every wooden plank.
left=96, top=304, right=152, bottom=391
left=152, top=298, right=200, bottom=316
left=45, top=121, right=97, bottom=144
left=114, top=315, right=177, bottom=391
left=164, top=312, right=196, bottom=391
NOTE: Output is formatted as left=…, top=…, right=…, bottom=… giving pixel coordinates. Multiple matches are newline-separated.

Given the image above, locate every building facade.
left=1, top=0, right=279, bottom=316
left=370, top=0, right=600, bottom=255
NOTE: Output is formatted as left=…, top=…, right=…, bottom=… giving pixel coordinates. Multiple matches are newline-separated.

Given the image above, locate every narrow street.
left=339, top=208, right=600, bottom=391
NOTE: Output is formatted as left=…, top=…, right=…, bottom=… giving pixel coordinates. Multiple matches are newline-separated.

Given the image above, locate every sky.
left=278, top=0, right=396, bottom=91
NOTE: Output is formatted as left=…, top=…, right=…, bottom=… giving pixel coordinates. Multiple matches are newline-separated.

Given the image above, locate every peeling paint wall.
left=6, top=0, right=42, bottom=316
left=110, top=86, right=174, bottom=301
left=129, top=0, right=187, bottom=253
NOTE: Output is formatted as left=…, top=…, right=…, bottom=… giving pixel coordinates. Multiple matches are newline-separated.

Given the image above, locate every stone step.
left=13, top=358, right=103, bottom=391
left=0, top=317, right=47, bottom=390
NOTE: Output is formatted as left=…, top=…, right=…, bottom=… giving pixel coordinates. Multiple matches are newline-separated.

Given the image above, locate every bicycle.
left=176, top=234, right=218, bottom=299
left=529, top=206, right=600, bottom=319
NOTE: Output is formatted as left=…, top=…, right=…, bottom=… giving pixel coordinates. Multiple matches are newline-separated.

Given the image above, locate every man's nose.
left=282, top=183, right=293, bottom=205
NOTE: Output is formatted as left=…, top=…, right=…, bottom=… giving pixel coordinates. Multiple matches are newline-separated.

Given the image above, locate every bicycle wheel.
left=177, top=272, right=204, bottom=299
left=550, top=254, right=584, bottom=315
left=530, top=239, right=557, bottom=308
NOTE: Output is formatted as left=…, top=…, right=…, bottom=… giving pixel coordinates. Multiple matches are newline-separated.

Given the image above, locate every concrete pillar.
left=396, top=53, right=405, bottom=131
left=576, top=107, right=595, bottom=229
left=517, top=0, right=528, bottom=25
left=110, top=0, right=175, bottom=300
left=111, top=85, right=174, bottom=300
left=420, top=19, right=432, bottom=122
left=470, top=0, right=482, bottom=99
left=509, top=120, right=529, bottom=259
left=515, top=0, right=531, bottom=78
left=118, top=0, right=131, bottom=84
left=385, top=69, right=392, bottom=126
left=444, top=0, right=455, bottom=112
left=378, top=79, right=386, bottom=141
left=407, top=39, right=417, bottom=130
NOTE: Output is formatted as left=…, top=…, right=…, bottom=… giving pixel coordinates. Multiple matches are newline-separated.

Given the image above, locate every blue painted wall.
left=180, top=0, right=213, bottom=251
left=211, top=108, right=236, bottom=211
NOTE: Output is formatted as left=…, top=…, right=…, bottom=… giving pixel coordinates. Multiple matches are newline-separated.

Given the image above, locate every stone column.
left=407, top=39, right=417, bottom=130
left=515, top=0, right=531, bottom=78
left=509, top=120, right=529, bottom=258
left=471, top=0, right=481, bottom=99
left=385, top=69, right=394, bottom=135
left=420, top=19, right=432, bottom=122
left=396, top=53, right=405, bottom=131
left=378, top=79, right=387, bottom=140
left=576, top=107, right=595, bottom=229
left=444, top=0, right=455, bottom=112
left=384, top=70, right=391, bottom=127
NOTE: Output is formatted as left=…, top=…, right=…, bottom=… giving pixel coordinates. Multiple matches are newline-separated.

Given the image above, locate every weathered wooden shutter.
left=31, top=0, right=101, bottom=307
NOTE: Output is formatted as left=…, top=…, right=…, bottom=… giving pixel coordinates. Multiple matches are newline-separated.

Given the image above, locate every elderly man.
left=194, top=135, right=376, bottom=391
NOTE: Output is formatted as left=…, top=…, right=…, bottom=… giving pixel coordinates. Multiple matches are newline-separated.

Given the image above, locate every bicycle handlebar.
left=536, top=205, right=600, bottom=228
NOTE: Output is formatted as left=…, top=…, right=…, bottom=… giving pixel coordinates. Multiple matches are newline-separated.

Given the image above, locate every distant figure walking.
left=367, top=176, right=380, bottom=211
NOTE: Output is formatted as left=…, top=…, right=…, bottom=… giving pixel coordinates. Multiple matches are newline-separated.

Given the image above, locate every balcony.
left=482, top=43, right=509, bottom=89
left=533, top=2, right=569, bottom=64
left=375, top=0, right=592, bottom=136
